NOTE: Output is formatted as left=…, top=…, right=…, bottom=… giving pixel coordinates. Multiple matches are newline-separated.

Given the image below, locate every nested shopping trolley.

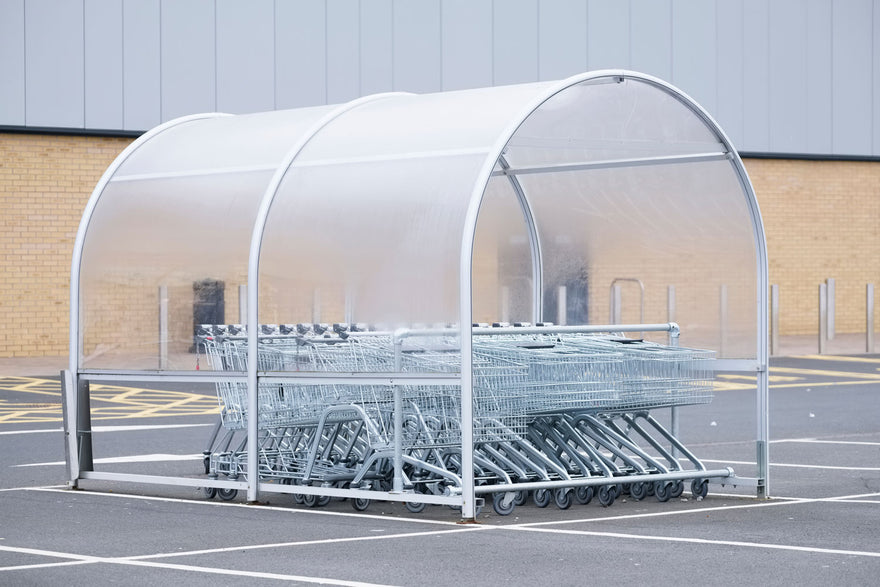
left=196, top=320, right=728, bottom=515
left=66, top=70, right=770, bottom=520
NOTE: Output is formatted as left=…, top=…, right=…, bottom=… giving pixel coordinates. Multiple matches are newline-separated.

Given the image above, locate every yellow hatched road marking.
left=796, top=354, right=880, bottom=364
left=0, top=377, right=219, bottom=424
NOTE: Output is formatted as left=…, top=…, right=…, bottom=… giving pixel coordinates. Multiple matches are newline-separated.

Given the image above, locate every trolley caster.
left=670, top=479, right=684, bottom=498
left=629, top=481, right=649, bottom=501
left=492, top=492, right=516, bottom=516
left=351, top=498, right=371, bottom=512
left=203, top=486, right=217, bottom=500
left=654, top=481, right=672, bottom=503
left=597, top=485, right=616, bottom=507
left=691, top=478, right=709, bottom=499
left=513, top=490, right=529, bottom=506
left=533, top=488, right=551, bottom=508
left=405, top=501, right=427, bottom=514
left=575, top=486, right=594, bottom=505
left=217, top=487, right=238, bottom=501
left=553, top=488, right=573, bottom=510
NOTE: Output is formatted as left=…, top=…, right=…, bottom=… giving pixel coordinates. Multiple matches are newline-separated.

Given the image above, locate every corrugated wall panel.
left=874, top=0, right=880, bottom=156
left=123, top=0, right=160, bottom=131
left=0, top=0, right=25, bottom=125
left=630, top=0, right=671, bottom=81
left=671, top=0, right=716, bottom=117
left=832, top=0, right=874, bottom=155
left=441, top=0, right=493, bottom=91
left=768, top=0, right=807, bottom=153
left=742, top=0, right=770, bottom=152
left=493, top=0, right=538, bottom=86
left=805, top=0, right=833, bottom=154
left=276, top=0, right=326, bottom=109
left=84, top=0, right=123, bottom=129
left=216, top=0, right=275, bottom=114
left=360, top=0, right=393, bottom=96
left=393, top=0, right=442, bottom=93
left=716, top=1, right=744, bottom=147
left=587, top=0, right=630, bottom=70
left=327, top=0, right=360, bottom=104
left=538, top=0, right=587, bottom=81
left=25, top=0, right=84, bottom=127
left=160, top=0, right=216, bottom=121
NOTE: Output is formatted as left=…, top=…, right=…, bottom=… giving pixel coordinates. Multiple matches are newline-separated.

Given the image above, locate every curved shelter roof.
left=72, top=70, right=766, bottom=371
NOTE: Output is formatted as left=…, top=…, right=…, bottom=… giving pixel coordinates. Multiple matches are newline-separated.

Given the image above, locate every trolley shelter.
left=65, top=71, right=769, bottom=520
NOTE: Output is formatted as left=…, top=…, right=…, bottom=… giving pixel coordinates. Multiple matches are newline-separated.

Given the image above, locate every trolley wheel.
left=351, top=498, right=371, bottom=512
left=405, top=501, right=427, bottom=514
left=654, top=481, right=672, bottom=503
left=575, top=485, right=594, bottom=505
left=597, top=485, right=616, bottom=507
left=492, top=493, right=516, bottom=516
left=293, top=493, right=305, bottom=505
left=629, top=481, right=649, bottom=501
left=691, top=478, right=709, bottom=499
left=513, top=490, right=529, bottom=506
left=203, top=486, right=217, bottom=500
left=217, top=487, right=238, bottom=501
left=303, top=494, right=318, bottom=507
left=533, top=488, right=551, bottom=508
left=670, top=479, right=684, bottom=498
left=316, top=495, right=331, bottom=507
left=553, top=488, right=573, bottom=510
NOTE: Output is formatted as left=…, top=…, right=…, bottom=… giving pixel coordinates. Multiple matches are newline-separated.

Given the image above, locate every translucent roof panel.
left=78, top=107, right=338, bottom=370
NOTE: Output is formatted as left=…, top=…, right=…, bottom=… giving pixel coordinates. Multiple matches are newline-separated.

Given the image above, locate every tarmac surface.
left=1, top=349, right=878, bottom=585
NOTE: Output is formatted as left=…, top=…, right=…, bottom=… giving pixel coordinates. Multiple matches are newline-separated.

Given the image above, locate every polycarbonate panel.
left=79, top=171, right=271, bottom=369
left=257, top=85, right=556, bottom=373
left=472, top=175, right=534, bottom=325
left=114, top=107, right=335, bottom=178
left=519, top=158, right=756, bottom=358
left=505, top=77, right=724, bottom=166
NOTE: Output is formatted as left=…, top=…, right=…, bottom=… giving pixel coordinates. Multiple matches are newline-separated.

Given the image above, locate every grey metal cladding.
left=1, top=0, right=878, bottom=158
left=25, top=0, right=85, bottom=127
left=0, top=0, right=25, bottom=125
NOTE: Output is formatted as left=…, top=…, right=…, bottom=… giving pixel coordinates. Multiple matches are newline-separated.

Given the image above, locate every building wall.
left=2, top=0, right=879, bottom=158
left=747, top=158, right=880, bottom=336
left=1, top=131, right=878, bottom=358
left=0, top=132, right=133, bottom=357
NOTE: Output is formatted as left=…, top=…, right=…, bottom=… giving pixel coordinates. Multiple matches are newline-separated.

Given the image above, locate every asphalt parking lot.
left=1, top=354, right=878, bottom=585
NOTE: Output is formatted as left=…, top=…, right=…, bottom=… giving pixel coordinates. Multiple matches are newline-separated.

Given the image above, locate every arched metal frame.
left=66, top=70, right=769, bottom=519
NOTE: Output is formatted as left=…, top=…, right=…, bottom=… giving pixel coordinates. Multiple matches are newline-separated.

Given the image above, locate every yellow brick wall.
left=0, top=133, right=134, bottom=357
left=744, top=158, right=880, bottom=336
left=1, top=132, right=879, bottom=358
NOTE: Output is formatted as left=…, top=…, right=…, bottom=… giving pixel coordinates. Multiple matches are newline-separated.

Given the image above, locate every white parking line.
left=771, top=438, right=880, bottom=446
left=0, top=423, right=213, bottom=436
left=15, top=454, right=202, bottom=467
left=507, top=525, right=880, bottom=558
left=699, top=458, right=880, bottom=471
left=0, top=544, right=398, bottom=586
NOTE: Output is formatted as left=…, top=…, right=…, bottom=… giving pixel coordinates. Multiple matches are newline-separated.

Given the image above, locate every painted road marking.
left=0, top=377, right=219, bottom=423
left=796, top=354, right=880, bottom=364
left=15, top=453, right=203, bottom=467
left=0, top=423, right=214, bottom=436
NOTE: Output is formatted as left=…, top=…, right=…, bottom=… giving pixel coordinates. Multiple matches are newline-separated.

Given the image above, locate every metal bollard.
left=770, top=284, right=779, bottom=355
left=818, top=283, right=827, bottom=354
left=867, top=284, right=875, bottom=353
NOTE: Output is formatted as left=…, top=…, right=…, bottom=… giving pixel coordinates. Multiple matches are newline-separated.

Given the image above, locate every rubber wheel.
left=492, top=493, right=516, bottom=516
left=575, top=486, right=594, bottom=505
left=629, top=481, right=648, bottom=501
left=203, top=486, right=217, bottom=500
left=553, top=488, right=573, bottom=510
left=670, top=479, right=685, bottom=498
left=217, top=487, right=238, bottom=501
left=654, top=481, right=671, bottom=503
left=405, top=501, right=427, bottom=513
left=513, top=490, right=529, bottom=506
left=597, top=485, right=615, bottom=507
left=691, top=478, right=709, bottom=499
left=533, top=488, right=551, bottom=508
left=316, top=495, right=331, bottom=507
left=352, top=498, right=371, bottom=511
left=303, top=494, right=318, bottom=507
